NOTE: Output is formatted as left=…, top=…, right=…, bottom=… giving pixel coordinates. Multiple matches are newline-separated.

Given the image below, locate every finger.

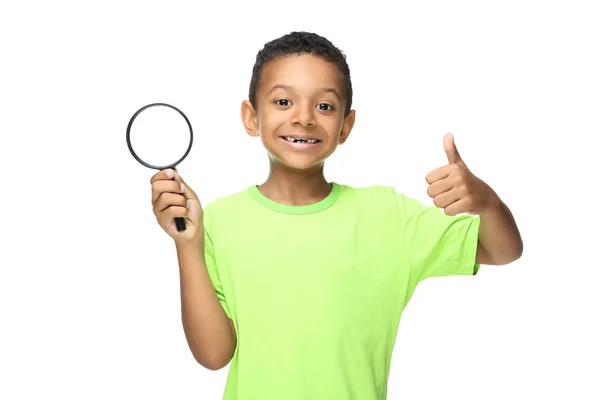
left=153, top=192, right=188, bottom=214
left=433, top=188, right=461, bottom=209
left=151, top=180, right=184, bottom=203
left=443, top=133, right=464, bottom=165
left=443, top=198, right=469, bottom=216
left=426, top=179, right=453, bottom=198
left=163, top=205, right=189, bottom=221
left=172, top=168, right=198, bottom=200
left=425, top=164, right=453, bottom=185
left=172, top=168, right=185, bottom=184
left=150, top=168, right=174, bottom=184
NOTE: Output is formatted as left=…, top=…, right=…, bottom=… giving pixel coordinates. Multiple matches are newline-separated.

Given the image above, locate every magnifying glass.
left=126, top=103, right=193, bottom=232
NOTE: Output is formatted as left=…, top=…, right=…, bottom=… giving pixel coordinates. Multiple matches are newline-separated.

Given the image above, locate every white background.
left=1, top=1, right=599, bottom=399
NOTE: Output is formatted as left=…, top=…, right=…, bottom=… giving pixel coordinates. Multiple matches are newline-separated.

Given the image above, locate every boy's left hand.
left=425, top=133, right=500, bottom=216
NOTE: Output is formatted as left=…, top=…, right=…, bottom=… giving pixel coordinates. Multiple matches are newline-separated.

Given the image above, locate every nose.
left=290, top=102, right=316, bottom=127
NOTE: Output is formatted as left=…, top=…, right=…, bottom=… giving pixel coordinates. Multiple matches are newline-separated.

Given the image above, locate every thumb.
left=172, top=168, right=202, bottom=225
left=443, top=133, right=464, bottom=165
left=172, top=168, right=197, bottom=200
left=171, top=167, right=184, bottom=183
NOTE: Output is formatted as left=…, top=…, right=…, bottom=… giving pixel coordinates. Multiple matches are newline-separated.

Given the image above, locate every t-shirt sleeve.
left=203, top=209, right=232, bottom=319
left=397, top=192, right=481, bottom=283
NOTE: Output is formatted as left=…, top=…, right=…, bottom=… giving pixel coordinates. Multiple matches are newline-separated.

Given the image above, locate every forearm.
left=176, top=239, right=236, bottom=370
left=478, top=195, right=523, bottom=265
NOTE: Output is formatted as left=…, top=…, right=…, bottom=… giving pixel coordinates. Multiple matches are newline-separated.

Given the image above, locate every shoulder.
left=338, top=182, right=394, bottom=199
left=337, top=183, right=409, bottom=209
left=202, top=187, right=252, bottom=223
left=336, top=183, right=437, bottom=221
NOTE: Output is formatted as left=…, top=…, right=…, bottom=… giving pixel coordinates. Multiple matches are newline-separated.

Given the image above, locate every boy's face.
left=241, top=53, right=355, bottom=172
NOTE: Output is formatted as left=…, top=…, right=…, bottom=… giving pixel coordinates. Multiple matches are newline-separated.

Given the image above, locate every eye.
left=275, top=99, right=291, bottom=107
left=317, top=103, right=334, bottom=111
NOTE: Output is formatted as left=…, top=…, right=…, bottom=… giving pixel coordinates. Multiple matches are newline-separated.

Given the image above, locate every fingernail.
left=180, top=183, right=185, bottom=192
left=166, top=169, right=173, bottom=178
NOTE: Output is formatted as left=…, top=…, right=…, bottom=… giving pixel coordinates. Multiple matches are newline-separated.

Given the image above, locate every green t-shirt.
left=203, top=182, right=480, bottom=399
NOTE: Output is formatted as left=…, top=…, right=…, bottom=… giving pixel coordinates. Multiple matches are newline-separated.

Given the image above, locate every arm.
left=425, top=134, right=523, bottom=267
left=476, top=195, right=523, bottom=265
left=176, top=238, right=237, bottom=370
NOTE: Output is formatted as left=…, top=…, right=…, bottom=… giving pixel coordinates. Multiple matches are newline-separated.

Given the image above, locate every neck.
left=257, top=160, right=332, bottom=206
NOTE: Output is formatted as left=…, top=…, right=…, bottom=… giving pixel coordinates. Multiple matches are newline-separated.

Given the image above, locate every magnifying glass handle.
left=173, top=175, right=186, bottom=231
left=162, top=169, right=186, bottom=231
left=175, top=217, right=186, bottom=231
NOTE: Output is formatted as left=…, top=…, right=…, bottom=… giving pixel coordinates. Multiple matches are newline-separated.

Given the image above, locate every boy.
left=149, top=31, right=523, bottom=399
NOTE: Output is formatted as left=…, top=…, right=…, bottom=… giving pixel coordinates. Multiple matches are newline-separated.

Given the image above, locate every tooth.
left=283, top=136, right=319, bottom=143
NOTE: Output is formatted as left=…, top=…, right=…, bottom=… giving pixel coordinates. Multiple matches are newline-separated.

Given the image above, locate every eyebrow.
left=266, top=84, right=341, bottom=102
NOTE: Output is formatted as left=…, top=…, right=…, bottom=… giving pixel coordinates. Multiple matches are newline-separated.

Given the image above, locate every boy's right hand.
left=150, top=168, right=203, bottom=245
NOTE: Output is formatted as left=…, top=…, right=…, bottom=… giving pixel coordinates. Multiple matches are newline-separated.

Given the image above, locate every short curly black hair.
left=248, top=31, right=353, bottom=118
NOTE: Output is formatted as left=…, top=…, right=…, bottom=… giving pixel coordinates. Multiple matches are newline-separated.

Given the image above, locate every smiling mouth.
left=280, top=136, right=321, bottom=144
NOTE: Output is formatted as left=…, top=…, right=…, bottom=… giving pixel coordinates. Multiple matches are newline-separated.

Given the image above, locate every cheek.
left=258, top=113, right=283, bottom=135
left=323, top=114, right=344, bottom=131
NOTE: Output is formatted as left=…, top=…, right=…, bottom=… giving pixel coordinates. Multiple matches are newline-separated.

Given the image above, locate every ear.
left=338, top=109, right=356, bottom=145
left=241, top=100, right=259, bottom=137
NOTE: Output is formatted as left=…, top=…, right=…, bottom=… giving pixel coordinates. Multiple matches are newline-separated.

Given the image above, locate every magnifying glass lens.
left=128, top=105, right=191, bottom=167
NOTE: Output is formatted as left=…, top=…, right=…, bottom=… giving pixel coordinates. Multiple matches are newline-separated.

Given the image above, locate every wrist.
left=482, top=190, right=502, bottom=215
left=175, top=235, right=204, bottom=249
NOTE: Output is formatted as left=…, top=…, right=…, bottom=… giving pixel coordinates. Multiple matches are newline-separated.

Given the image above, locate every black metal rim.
left=126, top=102, right=194, bottom=170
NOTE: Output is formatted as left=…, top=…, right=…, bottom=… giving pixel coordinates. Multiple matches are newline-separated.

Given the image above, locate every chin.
left=268, top=153, right=327, bottom=172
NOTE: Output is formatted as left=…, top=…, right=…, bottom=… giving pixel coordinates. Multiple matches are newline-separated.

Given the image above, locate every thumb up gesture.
left=425, top=133, right=499, bottom=216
